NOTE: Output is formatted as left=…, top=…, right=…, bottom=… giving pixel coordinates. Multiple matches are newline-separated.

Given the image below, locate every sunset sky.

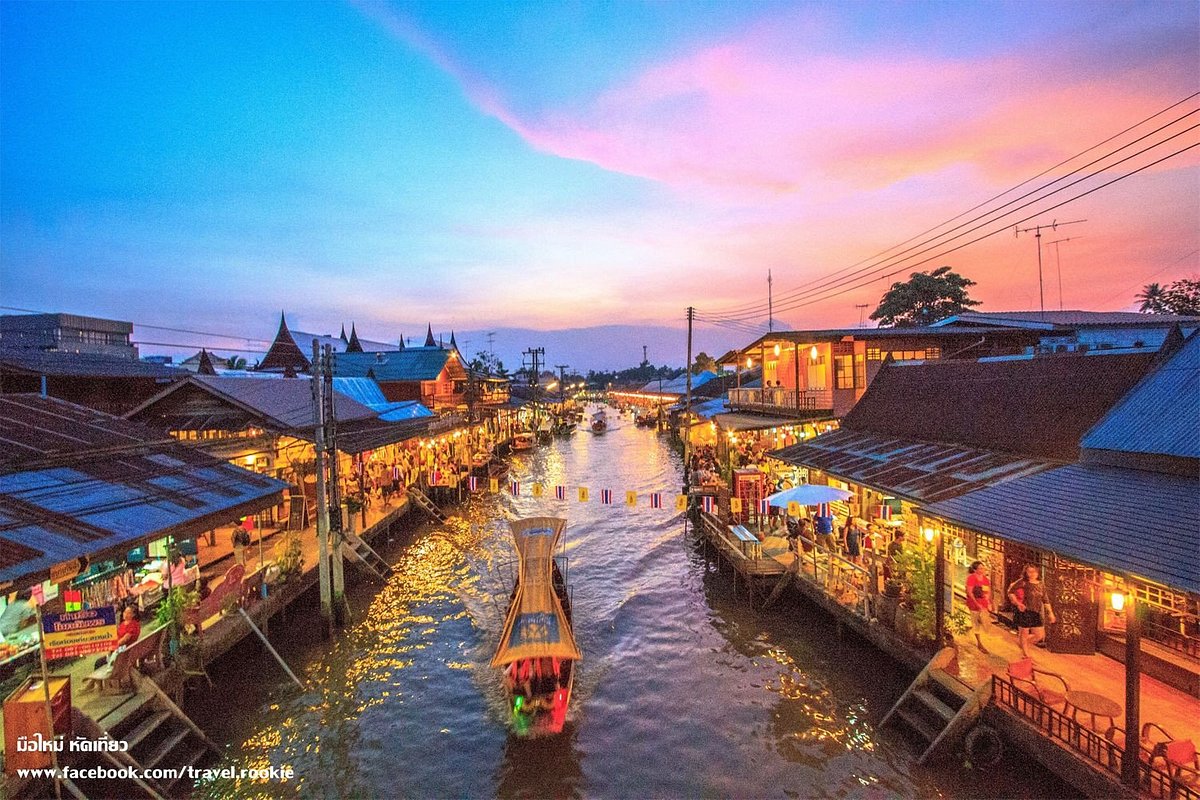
left=1, top=1, right=1197, bottom=362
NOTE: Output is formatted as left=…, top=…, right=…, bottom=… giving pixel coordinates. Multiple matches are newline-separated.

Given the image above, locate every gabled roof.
left=842, top=351, right=1156, bottom=461
left=126, top=375, right=376, bottom=432
left=346, top=324, right=364, bottom=353
left=256, top=313, right=312, bottom=373
left=196, top=349, right=217, bottom=375
left=0, top=348, right=184, bottom=379
left=925, top=464, right=1199, bottom=593
left=1081, top=331, right=1200, bottom=470
left=333, top=349, right=460, bottom=382
left=933, top=310, right=1200, bottom=330
left=424, top=324, right=436, bottom=348
left=771, top=428, right=1052, bottom=503
left=0, top=395, right=285, bottom=589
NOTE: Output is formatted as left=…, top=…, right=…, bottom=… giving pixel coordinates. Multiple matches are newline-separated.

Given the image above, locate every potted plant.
left=155, top=585, right=199, bottom=660
left=344, top=494, right=365, bottom=533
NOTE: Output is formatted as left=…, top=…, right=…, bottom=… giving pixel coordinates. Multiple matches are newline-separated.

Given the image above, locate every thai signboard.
left=41, top=607, right=117, bottom=660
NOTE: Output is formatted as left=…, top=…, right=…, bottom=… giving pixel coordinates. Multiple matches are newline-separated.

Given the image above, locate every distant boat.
left=590, top=411, right=608, bottom=434
left=512, top=432, right=535, bottom=451
left=491, top=517, right=580, bottom=737
left=553, top=420, right=577, bottom=436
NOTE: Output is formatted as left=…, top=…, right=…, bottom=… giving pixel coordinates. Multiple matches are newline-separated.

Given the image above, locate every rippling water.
left=192, top=415, right=1077, bottom=799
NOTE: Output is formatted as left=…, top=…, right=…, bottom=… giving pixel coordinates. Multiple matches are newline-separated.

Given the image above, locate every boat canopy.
left=491, top=517, right=582, bottom=667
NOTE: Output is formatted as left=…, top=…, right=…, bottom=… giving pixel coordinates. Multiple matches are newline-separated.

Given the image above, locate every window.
left=854, top=353, right=866, bottom=387
left=924, top=347, right=941, bottom=360
left=834, top=355, right=855, bottom=389
left=866, top=347, right=882, bottom=361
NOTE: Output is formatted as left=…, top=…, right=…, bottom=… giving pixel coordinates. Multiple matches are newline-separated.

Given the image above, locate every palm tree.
left=1136, top=283, right=1167, bottom=313
left=224, top=354, right=248, bottom=370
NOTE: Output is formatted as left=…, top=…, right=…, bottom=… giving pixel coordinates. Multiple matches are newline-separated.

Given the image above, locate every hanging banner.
left=555, top=485, right=567, bottom=501
left=625, top=491, right=637, bottom=507
left=600, top=489, right=613, bottom=505
left=675, top=494, right=688, bottom=511
left=578, top=487, right=589, bottom=502
left=650, top=493, right=663, bottom=509
left=787, top=501, right=801, bottom=517
left=730, top=498, right=743, bottom=514
left=42, top=607, right=117, bottom=660
left=509, top=481, right=521, bottom=497
left=489, top=478, right=500, bottom=493
left=531, top=483, right=544, bottom=498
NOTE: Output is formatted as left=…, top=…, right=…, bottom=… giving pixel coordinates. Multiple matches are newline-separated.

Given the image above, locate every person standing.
left=232, top=525, right=250, bottom=566
left=815, top=511, right=836, bottom=551
left=1008, top=564, right=1053, bottom=658
left=965, top=561, right=991, bottom=653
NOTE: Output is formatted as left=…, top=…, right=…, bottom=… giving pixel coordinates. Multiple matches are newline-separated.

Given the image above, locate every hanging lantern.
left=1111, top=591, right=1126, bottom=612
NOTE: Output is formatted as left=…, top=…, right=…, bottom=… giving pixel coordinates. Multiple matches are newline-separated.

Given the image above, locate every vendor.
left=95, top=604, right=141, bottom=668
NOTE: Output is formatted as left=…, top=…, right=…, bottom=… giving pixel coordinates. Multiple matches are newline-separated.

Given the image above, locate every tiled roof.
left=0, top=348, right=185, bottom=378
left=333, top=349, right=455, bottom=382
left=925, top=464, right=1199, bottom=593
left=770, top=428, right=1053, bottom=503
left=1081, top=332, right=1200, bottom=463
left=256, top=314, right=311, bottom=373
left=843, top=352, right=1156, bottom=460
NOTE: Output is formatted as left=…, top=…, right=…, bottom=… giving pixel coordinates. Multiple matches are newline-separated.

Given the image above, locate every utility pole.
left=522, top=346, right=544, bottom=429
left=322, top=344, right=347, bottom=627
left=683, top=306, right=694, bottom=493
left=555, top=364, right=569, bottom=408
left=311, top=341, right=333, bottom=634
left=768, top=270, right=774, bottom=333
left=1016, top=219, right=1085, bottom=318
left=1046, top=236, right=1081, bottom=311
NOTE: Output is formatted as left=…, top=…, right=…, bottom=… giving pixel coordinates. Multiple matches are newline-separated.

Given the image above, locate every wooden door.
left=1046, top=560, right=1099, bottom=654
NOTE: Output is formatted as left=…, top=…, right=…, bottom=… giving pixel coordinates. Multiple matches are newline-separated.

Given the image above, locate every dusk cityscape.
left=0, top=2, right=1197, bottom=799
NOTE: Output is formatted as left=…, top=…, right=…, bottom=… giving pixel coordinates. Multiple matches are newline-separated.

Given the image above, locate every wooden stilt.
left=1121, top=600, right=1142, bottom=788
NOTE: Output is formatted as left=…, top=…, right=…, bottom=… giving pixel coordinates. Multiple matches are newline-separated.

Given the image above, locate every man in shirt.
left=965, top=561, right=991, bottom=653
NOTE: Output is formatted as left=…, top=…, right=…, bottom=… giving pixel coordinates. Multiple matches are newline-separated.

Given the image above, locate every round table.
left=1064, top=689, right=1123, bottom=731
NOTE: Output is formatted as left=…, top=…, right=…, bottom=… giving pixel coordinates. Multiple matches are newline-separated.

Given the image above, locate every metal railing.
left=728, top=387, right=833, bottom=412
left=992, top=676, right=1198, bottom=800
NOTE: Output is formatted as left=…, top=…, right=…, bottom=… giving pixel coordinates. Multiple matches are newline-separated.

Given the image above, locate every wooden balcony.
left=727, top=387, right=833, bottom=417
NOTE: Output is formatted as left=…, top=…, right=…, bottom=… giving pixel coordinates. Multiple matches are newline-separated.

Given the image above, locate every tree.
left=870, top=266, right=981, bottom=327
left=224, top=354, right=248, bottom=370
left=1139, top=278, right=1200, bottom=316
left=1136, top=282, right=1168, bottom=313
left=691, top=352, right=717, bottom=374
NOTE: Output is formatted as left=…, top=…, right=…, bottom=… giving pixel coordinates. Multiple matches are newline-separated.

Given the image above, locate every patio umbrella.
left=766, top=484, right=852, bottom=508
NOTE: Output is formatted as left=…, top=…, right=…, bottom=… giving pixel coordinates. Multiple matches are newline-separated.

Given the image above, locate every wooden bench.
left=183, top=564, right=245, bottom=633
left=83, top=626, right=166, bottom=695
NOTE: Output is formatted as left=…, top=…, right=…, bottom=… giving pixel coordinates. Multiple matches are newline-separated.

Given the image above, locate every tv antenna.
left=855, top=304, right=869, bottom=327
left=1045, top=236, right=1082, bottom=311
left=1015, top=219, right=1086, bottom=317
left=768, top=270, right=774, bottom=332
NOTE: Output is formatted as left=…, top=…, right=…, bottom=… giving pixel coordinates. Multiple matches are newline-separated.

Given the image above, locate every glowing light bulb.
left=1111, top=591, right=1126, bottom=612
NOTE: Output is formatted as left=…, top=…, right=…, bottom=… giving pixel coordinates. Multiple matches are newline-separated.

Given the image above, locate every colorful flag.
left=817, top=502, right=831, bottom=517
left=468, top=476, right=478, bottom=491
left=531, top=483, right=544, bottom=498
left=675, top=494, right=688, bottom=511
left=702, top=496, right=714, bottom=514
left=626, top=491, right=637, bottom=507
left=63, top=590, right=82, bottom=613
left=555, top=485, right=567, bottom=501
left=877, top=504, right=892, bottom=520
left=601, top=489, right=613, bottom=505
left=650, top=492, right=663, bottom=509
left=787, top=501, right=802, bottom=517
left=489, top=477, right=499, bottom=493
left=730, top=497, right=742, bottom=514
left=758, top=498, right=770, bottom=515
left=578, top=486, right=590, bottom=502
left=509, top=481, right=520, bottom=497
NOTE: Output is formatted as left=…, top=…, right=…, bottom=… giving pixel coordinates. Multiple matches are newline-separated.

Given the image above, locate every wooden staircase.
left=406, top=486, right=447, bottom=523
left=342, top=529, right=392, bottom=580
left=881, top=646, right=992, bottom=764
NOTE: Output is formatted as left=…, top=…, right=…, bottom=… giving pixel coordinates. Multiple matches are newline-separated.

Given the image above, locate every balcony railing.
left=991, top=676, right=1198, bottom=800
left=727, top=387, right=833, bottom=414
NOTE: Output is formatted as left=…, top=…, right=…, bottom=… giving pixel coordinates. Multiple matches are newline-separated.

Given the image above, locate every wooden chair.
left=1105, top=721, right=1171, bottom=768
left=83, top=626, right=166, bottom=695
left=1007, top=657, right=1070, bottom=709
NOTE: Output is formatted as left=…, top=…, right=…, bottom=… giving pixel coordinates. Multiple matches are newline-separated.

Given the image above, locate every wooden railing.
left=791, top=533, right=875, bottom=619
left=727, top=387, right=833, bottom=413
left=992, top=676, right=1198, bottom=800
left=1145, top=618, right=1200, bottom=660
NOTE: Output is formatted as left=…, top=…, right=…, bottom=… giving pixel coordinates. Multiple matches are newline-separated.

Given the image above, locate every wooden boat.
left=512, top=432, right=535, bottom=451
left=553, top=420, right=577, bottom=436
left=536, top=420, right=554, bottom=444
left=590, top=411, right=608, bottom=434
left=492, top=517, right=580, bottom=737
left=634, top=411, right=656, bottom=427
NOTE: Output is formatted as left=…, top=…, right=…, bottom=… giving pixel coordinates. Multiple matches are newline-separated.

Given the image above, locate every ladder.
left=342, top=529, right=393, bottom=580
left=407, top=486, right=448, bottom=522
left=881, top=646, right=991, bottom=764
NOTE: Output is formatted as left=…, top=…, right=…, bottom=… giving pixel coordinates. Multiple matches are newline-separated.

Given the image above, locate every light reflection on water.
left=192, top=416, right=1076, bottom=799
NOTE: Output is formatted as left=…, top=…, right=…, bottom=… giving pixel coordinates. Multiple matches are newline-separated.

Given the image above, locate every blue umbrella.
left=766, top=484, right=852, bottom=508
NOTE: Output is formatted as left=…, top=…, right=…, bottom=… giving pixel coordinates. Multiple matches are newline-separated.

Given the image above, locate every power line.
left=702, top=94, right=1200, bottom=318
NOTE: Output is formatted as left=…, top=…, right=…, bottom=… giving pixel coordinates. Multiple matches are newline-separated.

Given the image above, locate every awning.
left=714, top=412, right=811, bottom=432
left=491, top=517, right=582, bottom=667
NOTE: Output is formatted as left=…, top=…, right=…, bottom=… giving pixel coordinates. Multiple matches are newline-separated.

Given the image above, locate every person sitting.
left=94, top=605, right=141, bottom=668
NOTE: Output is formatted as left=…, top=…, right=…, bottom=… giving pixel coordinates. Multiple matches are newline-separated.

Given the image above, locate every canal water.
left=192, top=413, right=1077, bottom=799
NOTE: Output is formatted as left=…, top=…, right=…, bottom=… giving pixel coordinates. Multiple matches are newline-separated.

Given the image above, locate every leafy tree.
left=1140, top=278, right=1200, bottom=316
left=691, top=352, right=717, bottom=374
left=1136, top=282, right=1168, bottom=313
left=223, top=354, right=248, bottom=370
left=870, top=266, right=981, bottom=327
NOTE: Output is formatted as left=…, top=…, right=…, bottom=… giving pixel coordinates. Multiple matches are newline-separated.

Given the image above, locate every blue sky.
left=2, top=1, right=1197, bottom=365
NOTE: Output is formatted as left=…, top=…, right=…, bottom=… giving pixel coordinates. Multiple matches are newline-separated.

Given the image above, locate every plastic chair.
left=1007, top=657, right=1070, bottom=709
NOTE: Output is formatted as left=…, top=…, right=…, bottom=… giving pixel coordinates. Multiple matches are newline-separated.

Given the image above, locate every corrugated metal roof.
left=770, top=429, right=1053, bottom=503
left=334, top=417, right=438, bottom=453
left=935, top=310, right=1200, bottom=329
left=640, top=371, right=717, bottom=395
left=372, top=401, right=435, bottom=422
left=0, top=395, right=175, bottom=472
left=0, top=348, right=185, bottom=378
left=924, top=464, right=1199, bottom=593
left=843, top=351, right=1155, bottom=460
left=1081, top=332, right=1200, bottom=461
left=333, top=349, right=454, bottom=382
left=330, top=377, right=389, bottom=406
left=193, top=376, right=375, bottom=428
left=714, top=412, right=811, bottom=431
